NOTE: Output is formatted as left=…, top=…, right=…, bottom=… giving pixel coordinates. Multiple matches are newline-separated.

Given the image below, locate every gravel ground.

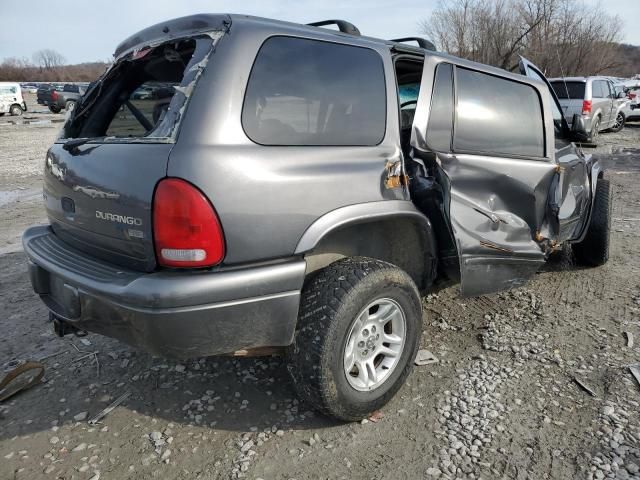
left=0, top=105, right=639, bottom=480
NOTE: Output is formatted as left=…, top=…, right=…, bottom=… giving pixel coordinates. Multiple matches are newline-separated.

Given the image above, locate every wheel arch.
left=295, top=201, right=438, bottom=291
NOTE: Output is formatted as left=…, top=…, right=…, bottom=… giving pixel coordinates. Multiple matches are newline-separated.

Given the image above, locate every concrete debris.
left=624, top=331, right=634, bottom=348
left=415, top=350, right=439, bottom=366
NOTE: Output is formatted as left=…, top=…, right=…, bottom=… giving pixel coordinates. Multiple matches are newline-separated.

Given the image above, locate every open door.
left=410, top=57, right=560, bottom=296
left=518, top=57, right=591, bottom=243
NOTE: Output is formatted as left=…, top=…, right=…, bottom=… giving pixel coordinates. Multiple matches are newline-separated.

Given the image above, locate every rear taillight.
left=629, top=92, right=637, bottom=100
left=51, top=90, right=58, bottom=102
left=582, top=100, right=592, bottom=115
left=153, top=178, right=225, bottom=268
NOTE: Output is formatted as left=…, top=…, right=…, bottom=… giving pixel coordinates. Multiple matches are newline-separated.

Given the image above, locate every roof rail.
left=307, top=20, right=361, bottom=36
left=391, top=37, right=436, bottom=51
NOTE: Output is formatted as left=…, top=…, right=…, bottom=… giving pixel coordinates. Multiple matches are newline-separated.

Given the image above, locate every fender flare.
left=294, top=200, right=435, bottom=254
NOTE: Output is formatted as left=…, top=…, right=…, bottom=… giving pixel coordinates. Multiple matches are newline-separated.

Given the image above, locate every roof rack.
left=307, top=20, right=361, bottom=36
left=391, top=37, right=436, bottom=51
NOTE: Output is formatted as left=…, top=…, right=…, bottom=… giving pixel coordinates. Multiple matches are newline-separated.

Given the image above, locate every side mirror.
left=617, top=91, right=626, bottom=99
left=570, top=113, right=589, bottom=142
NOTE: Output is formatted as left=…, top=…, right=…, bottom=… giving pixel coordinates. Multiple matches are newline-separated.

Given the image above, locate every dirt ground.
left=0, top=96, right=639, bottom=480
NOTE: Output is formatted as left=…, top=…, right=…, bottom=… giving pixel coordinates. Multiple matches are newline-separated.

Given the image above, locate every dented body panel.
left=411, top=52, right=597, bottom=296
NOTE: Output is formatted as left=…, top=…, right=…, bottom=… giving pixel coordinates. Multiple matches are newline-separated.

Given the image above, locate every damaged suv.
left=23, top=14, right=611, bottom=421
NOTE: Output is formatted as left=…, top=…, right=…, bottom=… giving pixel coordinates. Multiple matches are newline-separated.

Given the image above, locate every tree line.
left=421, top=0, right=639, bottom=78
left=0, top=49, right=109, bottom=82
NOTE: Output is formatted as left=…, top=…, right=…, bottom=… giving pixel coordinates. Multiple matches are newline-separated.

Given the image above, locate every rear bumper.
left=23, top=226, right=305, bottom=358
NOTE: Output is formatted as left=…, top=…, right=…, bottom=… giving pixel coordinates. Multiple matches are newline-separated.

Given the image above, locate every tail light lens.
left=153, top=178, right=225, bottom=268
left=582, top=100, right=592, bottom=115
left=629, top=92, right=637, bottom=100
left=51, top=90, right=58, bottom=101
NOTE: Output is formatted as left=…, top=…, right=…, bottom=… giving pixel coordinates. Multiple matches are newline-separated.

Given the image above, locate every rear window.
left=242, top=36, right=386, bottom=146
left=550, top=81, right=585, bottom=99
left=61, top=34, right=221, bottom=142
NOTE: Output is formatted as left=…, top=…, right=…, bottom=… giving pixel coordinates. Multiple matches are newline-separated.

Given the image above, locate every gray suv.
left=23, top=14, right=611, bottom=421
left=549, top=76, right=629, bottom=142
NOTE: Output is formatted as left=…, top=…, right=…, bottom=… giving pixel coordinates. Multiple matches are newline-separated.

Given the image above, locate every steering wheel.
left=400, top=100, right=418, bottom=109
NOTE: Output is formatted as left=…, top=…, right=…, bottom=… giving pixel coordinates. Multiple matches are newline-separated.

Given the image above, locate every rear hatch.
left=45, top=32, right=222, bottom=272
left=550, top=80, right=585, bottom=122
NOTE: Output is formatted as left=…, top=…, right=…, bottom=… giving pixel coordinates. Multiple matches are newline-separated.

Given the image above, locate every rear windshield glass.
left=550, top=81, right=585, bottom=99
left=61, top=35, right=219, bottom=142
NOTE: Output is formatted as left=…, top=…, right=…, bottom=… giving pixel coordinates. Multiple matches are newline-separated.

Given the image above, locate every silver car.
left=549, top=76, right=628, bottom=142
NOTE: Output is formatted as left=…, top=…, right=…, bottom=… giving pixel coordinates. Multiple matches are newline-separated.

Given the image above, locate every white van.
left=0, top=82, right=27, bottom=116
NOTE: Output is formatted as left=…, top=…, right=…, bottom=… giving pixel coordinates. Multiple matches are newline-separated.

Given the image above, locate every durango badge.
left=95, top=210, right=143, bottom=226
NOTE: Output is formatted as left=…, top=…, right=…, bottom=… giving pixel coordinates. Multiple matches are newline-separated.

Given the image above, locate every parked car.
left=36, top=83, right=57, bottom=108
left=621, top=81, right=640, bottom=122
left=37, top=83, right=85, bottom=113
left=20, top=83, right=38, bottom=94
left=48, top=83, right=86, bottom=113
left=23, top=14, right=611, bottom=421
left=611, top=83, right=637, bottom=125
left=0, top=82, right=27, bottom=116
left=549, top=76, right=629, bottom=142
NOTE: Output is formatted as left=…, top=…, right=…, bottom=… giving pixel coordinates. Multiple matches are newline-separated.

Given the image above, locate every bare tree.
left=32, top=49, right=66, bottom=70
left=420, top=0, right=624, bottom=76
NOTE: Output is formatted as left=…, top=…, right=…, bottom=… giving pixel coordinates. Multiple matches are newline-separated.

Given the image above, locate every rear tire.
left=9, top=105, right=22, bottom=116
left=609, top=112, right=625, bottom=132
left=588, top=116, right=601, bottom=145
left=287, top=257, right=422, bottom=421
left=65, top=100, right=76, bottom=112
left=48, top=105, right=61, bottom=114
left=573, top=179, right=612, bottom=266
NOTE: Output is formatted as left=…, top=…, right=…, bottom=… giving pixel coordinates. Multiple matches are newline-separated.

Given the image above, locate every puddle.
left=0, top=188, right=41, bottom=207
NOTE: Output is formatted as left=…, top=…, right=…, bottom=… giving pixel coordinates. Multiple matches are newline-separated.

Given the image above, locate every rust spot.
left=385, top=175, right=408, bottom=189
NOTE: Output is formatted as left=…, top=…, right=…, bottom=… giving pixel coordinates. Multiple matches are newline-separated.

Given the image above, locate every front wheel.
left=65, top=100, right=76, bottom=112
left=573, top=179, right=612, bottom=266
left=9, top=105, right=22, bottom=116
left=48, top=105, right=61, bottom=114
left=287, top=257, right=422, bottom=421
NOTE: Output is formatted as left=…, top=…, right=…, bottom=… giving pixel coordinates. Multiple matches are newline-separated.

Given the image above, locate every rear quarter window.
left=454, top=68, right=545, bottom=158
left=242, top=36, right=386, bottom=146
left=550, top=81, right=585, bottom=100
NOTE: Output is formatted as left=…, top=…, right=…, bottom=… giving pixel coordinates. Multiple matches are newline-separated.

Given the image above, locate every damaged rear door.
left=411, top=58, right=559, bottom=296
left=518, top=57, right=591, bottom=242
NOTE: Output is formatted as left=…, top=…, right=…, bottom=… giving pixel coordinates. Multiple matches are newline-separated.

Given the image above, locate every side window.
left=242, top=36, right=386, bottom=146
left=592, top=81, right=605, bottom=98
left=454, top=68, right=545, bottom=158
left=426, top=63, right=454, bottom=152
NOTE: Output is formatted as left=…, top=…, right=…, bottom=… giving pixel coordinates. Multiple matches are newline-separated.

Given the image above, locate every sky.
left=0, top=0, right=638, bottom=64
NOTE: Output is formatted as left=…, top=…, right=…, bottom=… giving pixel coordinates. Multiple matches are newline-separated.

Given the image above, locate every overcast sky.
left=1, top=0, right=638, bottom=64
